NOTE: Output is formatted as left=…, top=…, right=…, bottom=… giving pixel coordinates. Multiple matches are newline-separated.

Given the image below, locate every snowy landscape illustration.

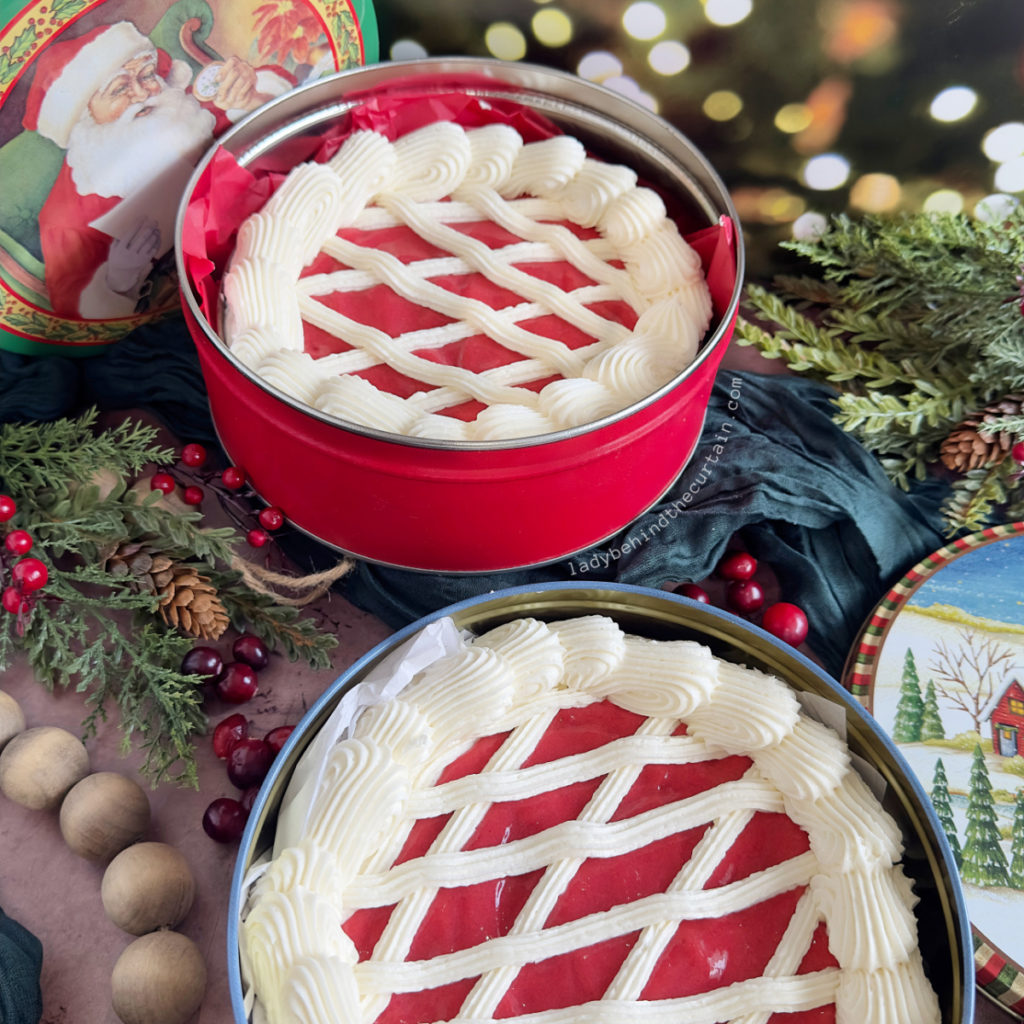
left=870, top=535, right=1024, bottom=963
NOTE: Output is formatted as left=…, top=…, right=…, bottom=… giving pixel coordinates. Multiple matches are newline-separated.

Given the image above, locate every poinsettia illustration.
left=253, top=0, right=324, bottom=66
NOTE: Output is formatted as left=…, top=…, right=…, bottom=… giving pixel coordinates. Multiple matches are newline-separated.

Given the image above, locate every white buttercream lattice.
left=223, top=122, right=714, bottom=441
left=241, top=616, right=942, bottom=1024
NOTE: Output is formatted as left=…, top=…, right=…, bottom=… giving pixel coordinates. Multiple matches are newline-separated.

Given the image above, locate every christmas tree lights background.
left=373, top=0, right=1024, bottom=277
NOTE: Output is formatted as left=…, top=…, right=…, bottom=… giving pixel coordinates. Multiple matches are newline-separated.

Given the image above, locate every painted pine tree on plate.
left=1011, top=791, right=1024, bottom=890
left=930, top=757, right=962, bottom=870
left=961, top=745, right=1011, bottom=887
left=892, top=647, right=924, bottom=742
left=920, top=677, right=945, bottom=742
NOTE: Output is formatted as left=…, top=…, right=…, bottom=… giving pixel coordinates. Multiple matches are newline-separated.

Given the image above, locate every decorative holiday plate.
left=844, top=521, right=1024, bottom=1019
left=0, top=0, right=377, bottom=357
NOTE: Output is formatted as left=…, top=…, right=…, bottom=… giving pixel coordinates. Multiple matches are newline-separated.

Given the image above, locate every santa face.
left=65, top=73, right=217, bottom=200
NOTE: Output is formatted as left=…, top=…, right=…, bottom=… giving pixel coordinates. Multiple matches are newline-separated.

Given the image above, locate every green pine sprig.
left=736, top=206, right=1024, bottom=535
left=0, top=409, right=339, bottom=786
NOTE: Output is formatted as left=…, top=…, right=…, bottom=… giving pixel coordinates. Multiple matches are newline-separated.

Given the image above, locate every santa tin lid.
left=843, top=521, right=1024, bottom=1020
left=0, top=0, right=378, bottom=357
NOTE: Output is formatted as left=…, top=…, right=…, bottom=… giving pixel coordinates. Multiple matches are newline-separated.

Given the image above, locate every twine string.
left=229, top=554, right=355, bottom=607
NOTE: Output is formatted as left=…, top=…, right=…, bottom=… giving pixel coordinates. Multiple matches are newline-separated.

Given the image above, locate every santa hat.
left=23, top=21, right=177, bottom=147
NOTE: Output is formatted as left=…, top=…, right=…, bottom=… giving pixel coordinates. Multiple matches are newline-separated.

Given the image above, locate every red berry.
left=180, top=645, right=224, bottom=683
left=181, top=443, right=208, bottom=468
left=762, top=602, right=809, bottom=646
left=150, top=472, right=176, bottom=495
left=4, top=530, right=33, bottom=556
left=247, top=528, right=270, bottom=548
left=1012, top=441, right=1024, bottom=465
left=678, top=583, right=710, bottom=603
left=202, top=797, right=248, bottom=843
left=226, top=737, right=273, bottom=789
left=1, top=587, right=28, bottom=614
left=233, top=633, right=270, bottom=670
left=0, top=495, right=15, bottom=522
left=182, top=485, right=204, bottom=506
left=240, top=785, right=261, bottom=814
left=717, top=551, right=758, bottom=581
left=257, top=506, right=285, bottom=531
left=212, top=713, right=249, bottom=759
left=11, top=557, right=47, bottom=593
left=216, top=662, right=259, bottom=703
left=726, top=579, right=765, bottom=615
left=265, top=725, right=294, bottom=755
left=222, top=466, right=246, bottom=490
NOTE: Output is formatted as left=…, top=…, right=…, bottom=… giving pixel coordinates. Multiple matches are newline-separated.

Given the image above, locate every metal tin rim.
left=175, top=57, right=745, bottom=454
left=227, top=581, right=974, bottom=1024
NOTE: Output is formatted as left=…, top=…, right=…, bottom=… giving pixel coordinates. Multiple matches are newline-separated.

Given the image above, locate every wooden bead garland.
left=0, top=690, right=207, bottom=1024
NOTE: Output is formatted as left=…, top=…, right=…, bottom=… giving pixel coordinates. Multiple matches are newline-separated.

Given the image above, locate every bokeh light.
left=923, top=188, right=965, bottom=213
left=577, top=51, right=623, bottom=82
left=928, top=85, right=978, bottom=123
left=532, top=8, right=573, bottom=47
left=849, top=172, right=902, bottom=211
left=648, top=40, right=691, bottom=75
left=484, top=22, right=527, bottom=60
left=389, top=38, right=428, bottom=60
left=603, top=75, right=658, bottom=111
left=704, top=0, right=754, bottom=27
left=774, top=103, right=813, bottom=134
left=982, top=122, right=1024, bottom=163
left=792, top=211, right=829, bottom=241
left=974, top=193, right=1019, bottom=222
left=622, top=2, right=666, bottom=40
left=703, top=90, right=743, bottom=121
left=994, top=157, right=1024, bottom=193
left=801, top=153, right=851, bottom=190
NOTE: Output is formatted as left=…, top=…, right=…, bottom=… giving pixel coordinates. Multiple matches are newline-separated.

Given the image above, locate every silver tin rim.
left=175, top=57, right=745, bottom=453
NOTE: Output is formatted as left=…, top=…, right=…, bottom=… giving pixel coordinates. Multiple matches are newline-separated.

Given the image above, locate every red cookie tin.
left=175, top=57, right=744, bottom=573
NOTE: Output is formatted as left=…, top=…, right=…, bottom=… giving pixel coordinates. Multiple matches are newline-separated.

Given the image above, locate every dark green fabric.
left=0, top=318, right=949, bottom=679
left=0, top=908, right=42, bottom=1024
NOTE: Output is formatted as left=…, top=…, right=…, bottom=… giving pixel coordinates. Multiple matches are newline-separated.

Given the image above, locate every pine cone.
left=939, top=394, right=1024, bottom=472
left=105, top=540, right=175, bottom=595
left=157, top=565, right=230, bottom=641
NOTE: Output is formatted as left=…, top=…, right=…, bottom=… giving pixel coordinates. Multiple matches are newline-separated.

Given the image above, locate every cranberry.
left=717, top=551, right=758, bottom=581
left=233, top=633, right=270, bottom=670
left=247, top=528, right=270, bottom=548
left=0, top=495, right=15, bottom=522
left=1, top=586, right=28, bottom=614
left=11, top=557, right=47, bottom=593
left=762, top=602, right=809, bottom=646
left=180, top=443, right=208, bottom=468
left=678, top=583, right=710, bottom=604
left=265, top=725, right=294, bottom=755
left=212, top=713, right=249, bottom=759
left=257, top=506, right=285, bottom=531
left=726, top=579, right=765, bottom=615
left=1013, top=441, right=1024, bottom=465
left=226, top=737, right=273, bottom=789
left=182, top=485, right=204, bottom=506
left=150, top=472, right=176, bottom=495
left=4, top=530, right=32, bottom=556
left=240, top=785, right=261, bottom=814
left=202, top=797, right=248, bottom=843
left=180, top=645, right=224, bottom=683
left=216, top=662, right=259, bottom=703
left=222, top=466, right=246, bottom=490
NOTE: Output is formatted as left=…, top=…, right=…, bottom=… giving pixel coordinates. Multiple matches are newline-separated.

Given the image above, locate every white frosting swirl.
left=223, top=259, right=305, bottom=351
left=460, top=124, right=523, bottom=190
left=547, top=615, right=627, bottom=689
left=501, top=134, right=587, bottom=199
left=554, top=158, right=638, bottom=228
left=313, top=374, right=420, bottom=433
left=467, top=403, right=558, bottom=440
left=538, top=377, right=620, bottom=428
left=255, top=350, right=323, bottom=405
left=391, top=121, right=472, bottom=203
left=474, top=618, right=566, bottom=697
left=834, top=951, right=941, bottom=1024
left=262, top=162, right=348, bottom=265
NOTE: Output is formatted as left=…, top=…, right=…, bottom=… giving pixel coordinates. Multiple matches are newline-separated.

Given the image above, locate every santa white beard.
left=65, top=85, right=216, bottom=200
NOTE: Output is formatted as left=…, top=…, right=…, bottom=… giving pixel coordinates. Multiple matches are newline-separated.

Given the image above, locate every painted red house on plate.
left=988, top=678, right=1024, bottom=757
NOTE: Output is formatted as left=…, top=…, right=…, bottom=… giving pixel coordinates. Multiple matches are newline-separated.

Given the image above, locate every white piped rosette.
left=238, top=614, right=942, bottom=1024
left=222, top=121, right=714, bottom=442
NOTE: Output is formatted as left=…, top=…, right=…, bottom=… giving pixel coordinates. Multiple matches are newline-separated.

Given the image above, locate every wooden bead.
left=0, top=725, right=89, bottom=810
left=111, top=930, right=207, bottom=1024
left=0, top=690, right=25, bottom=752
left=101, top=842, right=195, bottom=935
left=59, top=771, right=151, bottom=861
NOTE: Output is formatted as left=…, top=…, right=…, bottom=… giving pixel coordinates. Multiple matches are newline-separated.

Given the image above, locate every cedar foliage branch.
left=0, top=410, right=337, bottom=787
left=735, top=206, right=1024, bottom=534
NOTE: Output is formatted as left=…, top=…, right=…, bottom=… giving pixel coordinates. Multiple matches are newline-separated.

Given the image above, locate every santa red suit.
left=22, top=21, right=292, bottom=320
